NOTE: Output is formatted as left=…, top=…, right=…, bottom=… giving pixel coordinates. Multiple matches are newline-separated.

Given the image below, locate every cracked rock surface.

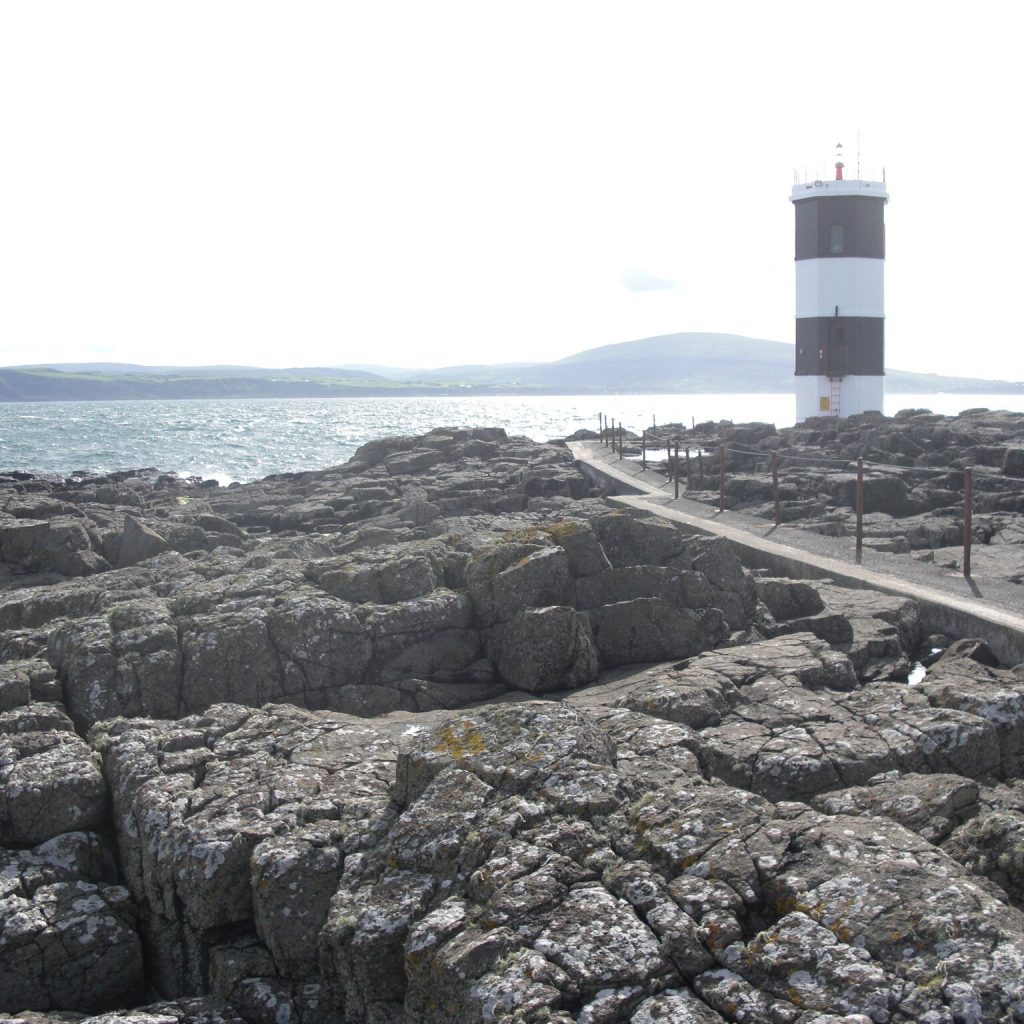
left=3, top=425, right=1024, bottom=1022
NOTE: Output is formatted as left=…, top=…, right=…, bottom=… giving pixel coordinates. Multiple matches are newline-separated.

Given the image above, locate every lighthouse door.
left=826, top=321, right=847, bottom=376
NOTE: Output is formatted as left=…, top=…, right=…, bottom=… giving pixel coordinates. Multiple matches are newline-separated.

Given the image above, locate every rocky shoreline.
left=647, top=407, right=1024, bottom=586
left=2, top=421, right=1024, bottom=1023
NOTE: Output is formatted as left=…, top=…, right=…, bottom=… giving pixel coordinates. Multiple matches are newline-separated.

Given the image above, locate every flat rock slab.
left=561, top=633, right=1024, bottom=802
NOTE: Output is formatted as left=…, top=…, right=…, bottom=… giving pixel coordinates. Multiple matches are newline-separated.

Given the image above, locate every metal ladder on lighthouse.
left=828, top=377, right=842, bottom=417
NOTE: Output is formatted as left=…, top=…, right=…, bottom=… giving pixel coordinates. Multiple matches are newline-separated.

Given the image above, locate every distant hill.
left=518, top=334, right=796, bottom=392
left=0, top=367, right=431, bottom=402
left=350, top=333, right=1024, bottom=395
left=6, top=363, right=391, bottom=382
left=335, top=362, right=539, bottom=382
left=3, top=334, right=1022, bottom=400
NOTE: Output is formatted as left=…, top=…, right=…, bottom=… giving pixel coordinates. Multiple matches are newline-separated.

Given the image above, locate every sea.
left=3, top=393, right=1023, bottom=486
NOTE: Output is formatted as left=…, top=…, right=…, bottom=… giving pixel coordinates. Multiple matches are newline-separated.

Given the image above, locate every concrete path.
left=568, top=439, right=1024, bottom=664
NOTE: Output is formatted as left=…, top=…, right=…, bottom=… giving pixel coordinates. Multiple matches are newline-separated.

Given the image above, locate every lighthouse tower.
left=792, top=145, right=888, bottom=421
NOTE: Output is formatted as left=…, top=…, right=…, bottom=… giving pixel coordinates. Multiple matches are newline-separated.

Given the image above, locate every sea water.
left=2, top=393, right=1022, bottom=485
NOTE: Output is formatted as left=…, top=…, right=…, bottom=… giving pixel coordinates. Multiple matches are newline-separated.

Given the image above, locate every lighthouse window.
left=829, top=224, right=844, bottom=254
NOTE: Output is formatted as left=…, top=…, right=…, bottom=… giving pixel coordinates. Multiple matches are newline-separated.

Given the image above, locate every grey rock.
left=544, top=519, right=611, bottom=577
left=465, top=540, right=547, bottom=626
left=668, top=535, right=758, bottom=631
left=0, top=516, right=109, bottom=577
left=531, top=884, right=673, bottom=992
left=1003, top=445, right=1024, bottom=478
left=92, top=703, right=398, bottom=996
left=590, top=510, right=687, bottom=568
left=0, top=881, right=144, bottom=1013
left=755, top=578, right=826, bottom=621
left=0, top=832, right=116, bottom=900
left=831, top=472, right=911, bottom=515
left=589, top=598, right=726, bottom=668
left=0, top=662, right=33, bottom=713
left=811, top=771, right=979, bottom=843
left=251, top=827, right=345, bottom=979
left=490, top=606, right=599, bottom=693
left=944, top=808, right=1024, bottom=906
left=489, top=546, right=573, bottom=624
left=631, top=989, right=728, bottom=1022
left=573, top=564, right=717, bottom=612
left=719, top=911, right=897, bottom=1020
left=0, top=728, right=106, bottom=845
left=74, top=996, right=249, bottom=1024
left=116, top=517, right=171, bottom=569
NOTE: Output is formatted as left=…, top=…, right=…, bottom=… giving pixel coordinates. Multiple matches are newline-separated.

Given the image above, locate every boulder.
left=465, top=540, right=547, bottom=625
left=490, top=606, right=598, bottom=693
left=754, top=577, right=825, bottom=621
left=0, top=881, right=144, bottom=1013
left=1003, top=445, right=1024, bottom=477
left=589, top=598, right=725, bottom=668
left=0, top=515, right=109, bottom=576
left=590, top=510, right=686, bottom=568
left=0, top=727, right=107, bottom=845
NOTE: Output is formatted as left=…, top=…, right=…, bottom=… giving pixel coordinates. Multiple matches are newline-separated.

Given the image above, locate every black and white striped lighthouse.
left=792, top=145, right=888, bottom=421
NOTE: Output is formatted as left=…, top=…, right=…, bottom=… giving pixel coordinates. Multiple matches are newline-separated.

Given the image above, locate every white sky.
left=2, top=1, right=1021, bottom=377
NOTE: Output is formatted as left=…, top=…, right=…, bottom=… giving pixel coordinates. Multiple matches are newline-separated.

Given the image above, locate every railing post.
left=610, top=418, right=615, bottom=453
left=718, top=446, right=725, bottom=513
left=964, top=466, right=973, bottom=578
left=619, top=423, right=624, bottom=460
left=641, top=429, right=646, bottom=470
left=685, top=446, right=692, bottom=490
left=673, top=439, right=680, bottom=499
left=599, top=413, right=604, bottom=445
left=697, top=447, right=704, bottom=487
left=856, top=458, right=864, bottom=559
left=771, top=450, right=780, bottom=526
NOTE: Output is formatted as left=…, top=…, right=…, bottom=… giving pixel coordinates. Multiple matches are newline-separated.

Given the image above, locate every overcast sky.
left=2, top=2, right=1021, bottom=378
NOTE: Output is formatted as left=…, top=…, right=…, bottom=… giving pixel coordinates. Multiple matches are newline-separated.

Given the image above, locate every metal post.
left=856, top=458, right=864, bottom=558
left=685, top=446, right=692, bottom=490
left=718, top=446, right=725, bottom=513
left=610, top=418, right=615, bottom=453
left=771, top=450, right=780, bottom=526
left=698, top=447, right=704, bottom=487
left=641, top=430, right=646, bottom=470
left=964, top=467, right=973, bottom=578
left=599, top=413, right=604, bottom=445
left=673, top=439, right=680, bottom=499
left=619, top=424, right=624, bottom=460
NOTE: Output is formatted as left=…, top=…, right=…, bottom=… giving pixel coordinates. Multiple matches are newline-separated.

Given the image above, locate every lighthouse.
left=792, top=145, right=888, bottom=421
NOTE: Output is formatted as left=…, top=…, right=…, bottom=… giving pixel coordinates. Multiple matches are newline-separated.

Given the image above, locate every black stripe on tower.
left=795, top=196, right=886, bottom=260
left=795, top=317, right=884, bottom=376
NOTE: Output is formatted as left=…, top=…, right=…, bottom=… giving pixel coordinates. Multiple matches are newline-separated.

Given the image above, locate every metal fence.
left=596, top=413, right=977, bottom=578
